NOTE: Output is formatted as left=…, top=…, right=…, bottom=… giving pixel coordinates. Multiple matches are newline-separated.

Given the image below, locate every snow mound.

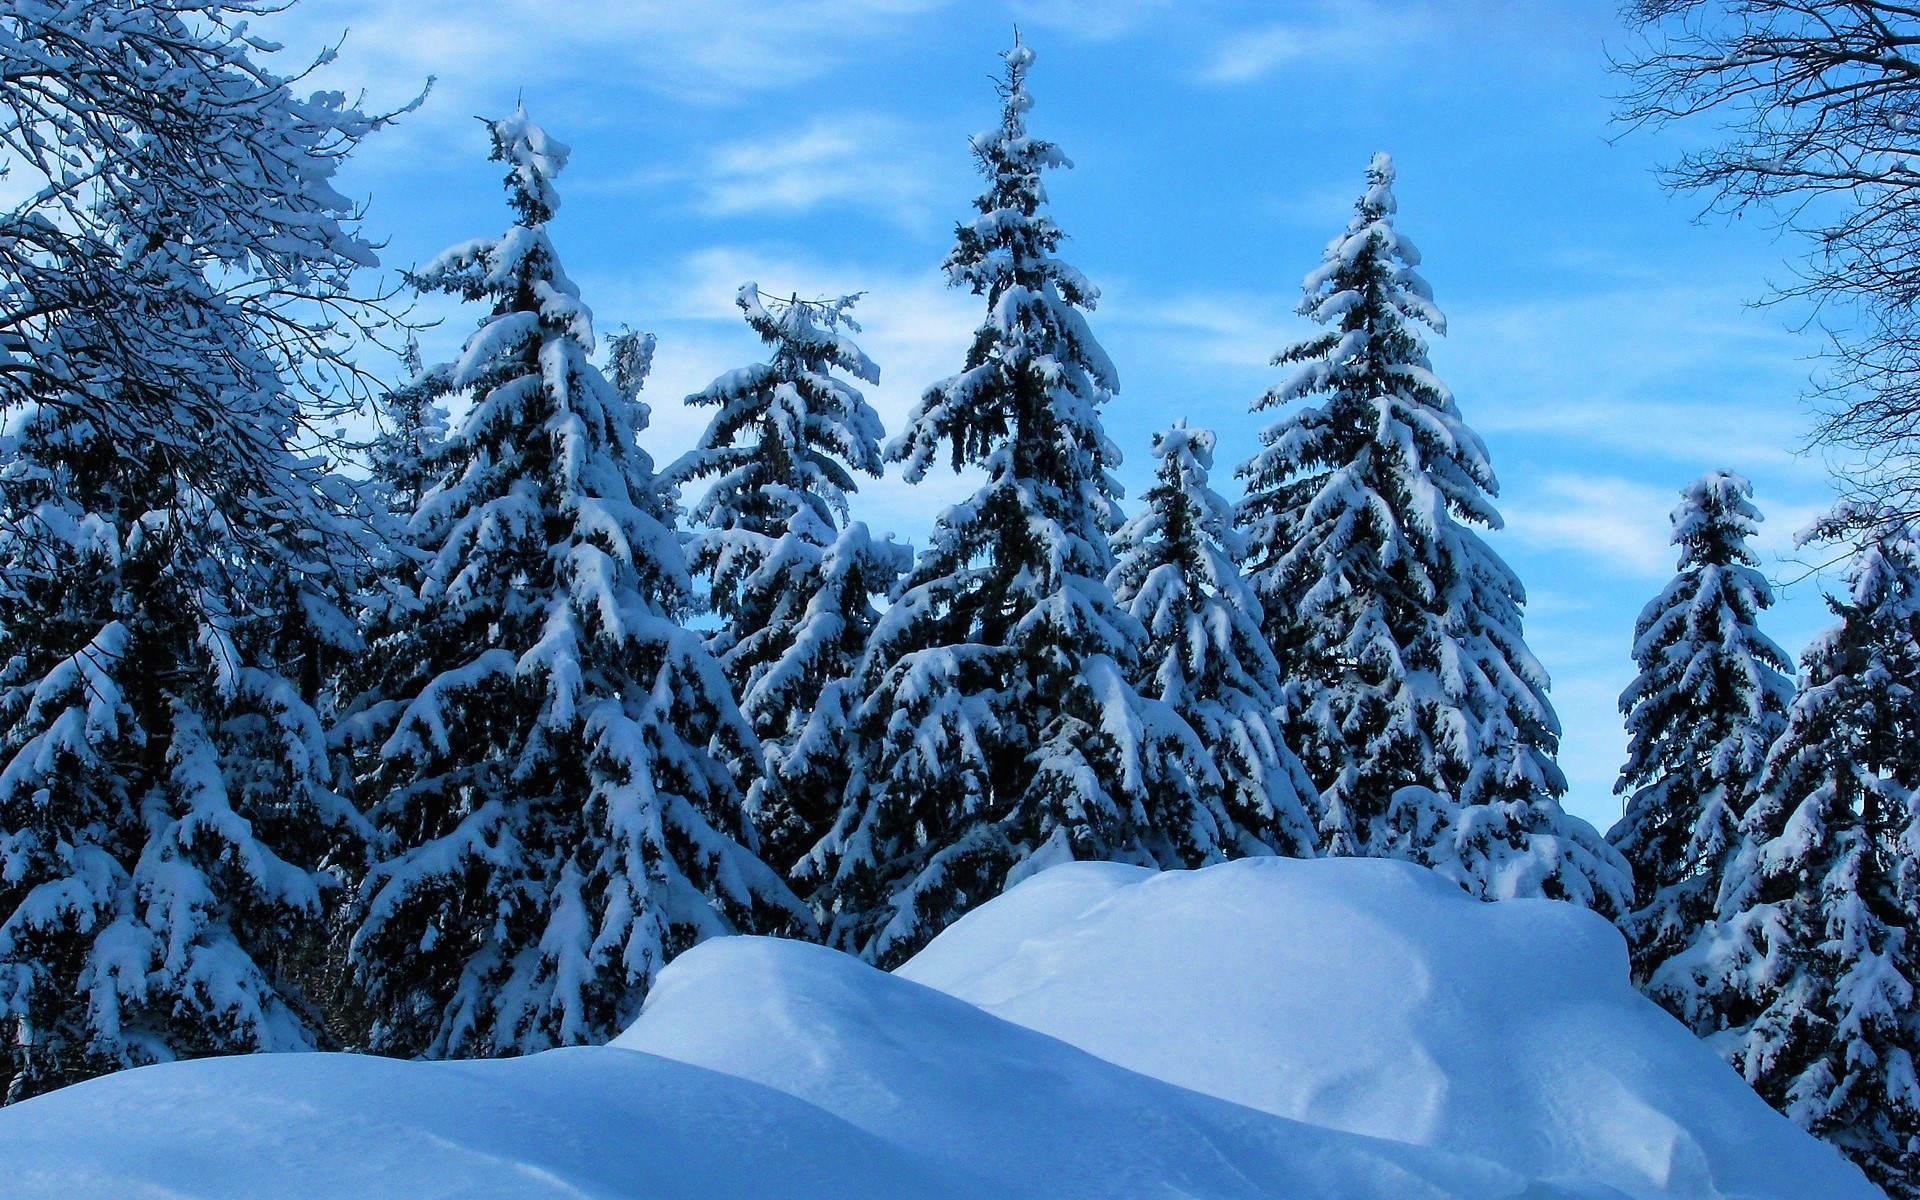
left=898, top=857, right=1877, bottom=1200
left=0, top=1043, right=956, bottom=1199
left=0, top=857, right=1876, bottom=1199
left=614, top=935, right=1541, bottom=1200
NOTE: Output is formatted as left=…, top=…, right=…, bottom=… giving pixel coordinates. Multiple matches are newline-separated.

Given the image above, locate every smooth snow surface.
left=0, top=1045, right=954, bottom=1199
left=615, top=936, right=1539, bottom=1200
left=0, top=857, right=1878, bottom=1199
left=899, top=857, right=1879, bottom=1200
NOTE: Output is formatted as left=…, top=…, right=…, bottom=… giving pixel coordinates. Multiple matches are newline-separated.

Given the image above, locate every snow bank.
left=0, top=1042, right=954, bottom=1199
left=0, top=857, right=1877, bottom=1199
left=898, top=857, right=1878, bottom=1200
left=614, top=936, right=1538, bottom=1200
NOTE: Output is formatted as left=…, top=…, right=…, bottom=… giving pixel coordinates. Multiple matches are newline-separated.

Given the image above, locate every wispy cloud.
left=1446, top=283, right=1820, bottom=471
left=1197, top=1, right=1611, bottom=87
left=1102, top=289, right=1301, bottom=370
left=1200, top=3, right=1427, bottom=85
left=695, top=116, right=944, bottom=225
left=1501, top=469, right=1837, bottom=585
left=261, top=0, right=951, bottom=146
left=1503, top=474, right=1676, bottom=577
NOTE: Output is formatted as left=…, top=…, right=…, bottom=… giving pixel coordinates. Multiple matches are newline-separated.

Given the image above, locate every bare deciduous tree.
left=1619, top=1, right=1920, bottom=520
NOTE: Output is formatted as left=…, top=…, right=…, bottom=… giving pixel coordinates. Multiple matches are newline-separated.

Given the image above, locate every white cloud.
left=1101, top=289, right=1300, bottom=370
left=260, top=0, right=950, bottom=150
left=1200, top=3, right=1426, bottom=85
left=1445, top=283, right=1821, bottom=472
left=1503, top=474, right=1676, bottom=577
left=694, top=115, right=943, bottom=224
left=1197, top=1, right=1612, bottom=86
left=1501, top=468, right=1836, bottom=583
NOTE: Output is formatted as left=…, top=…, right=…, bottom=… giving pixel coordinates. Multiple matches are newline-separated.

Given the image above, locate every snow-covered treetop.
left=1108, top=420, right=1318, bottom=858
left=403, top=105, right=673, bottom=640
left=668, top=285, right=884, bottom=545
left=1847, top=518, right=1920, bottom=619
left=1625, top=469, right=1790, bottom=701
left=887, top=33, right=1119, bottom=502
left=1242, top=150, right=1500, bottom=551
left=1669, top=470, right=1764, bottom=572
left=1112, top=419, right=1247, bottom=592
left=737, top=286, right=877, bottom=386
left=1111, top=418, right=1275, bottom=695
left=1290, top=151, right=1447, bottom=346
left=408, top=108, right=595, bottom=361
left=1150, top=420, right=1221, bottom=497
left=489, top=106, right=570, bottom=226
left=1787, top=503, right=1920, bottom=698
left=1617, top=468, right=1793, bottom=808
left=1628, top=468, right=1789, bottom=677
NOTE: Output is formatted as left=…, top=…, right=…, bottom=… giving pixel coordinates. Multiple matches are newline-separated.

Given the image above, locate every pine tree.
left=663, top=287, right=910, bottom=873
left=0, top=2, right=391, bottom=1101
left=1654, top=512, right=1920, bottom=1197
left=337, top=110, right=809, bottom=1060
left=1108, top=420, right=1320, bottom=859
left=791, top=38, right=1221, bottom=967
left=1235, top=153, right=1628, bottom=912
left=1609, top=471, right=1795, bottom=984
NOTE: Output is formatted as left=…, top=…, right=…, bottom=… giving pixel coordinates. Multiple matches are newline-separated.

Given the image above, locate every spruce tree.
left=371, top=339, right=453, bottom=522
left=1235, top=153, right=1628, bottom=912
left=1108, top=420, right=1320, bottom=859
left=352, top=341, right=454, bottom=644
left=663, top=287, right=909, bottom=873
left=1609, top=471, right=1795, bottom=984
left=791, top=39, right=1220, bottom=966
left=0, top=3, right=390, bottom=1101
left=337, top=110, right=809, bottom=1060
left=1654, top=512, right=1920, bottom=1198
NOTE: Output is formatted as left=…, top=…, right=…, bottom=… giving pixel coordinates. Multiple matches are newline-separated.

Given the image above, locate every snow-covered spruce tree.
left=1234, top=153, right=1628, bottom=912
left=1652, top=512, right=1920, bottom=1197
left=663, top=287, right=910, bottom=874
left=1108, top=420, right=1320, bottom=859
left=371, top=340, right=453, bottom=523
left=793, top=39, right=1221, bottom=967
left=0, top=3, right=393, bottom=1102
left=1609, top=471, right=1795, bottom=985
left=336, top=111, right=809, bottom=1060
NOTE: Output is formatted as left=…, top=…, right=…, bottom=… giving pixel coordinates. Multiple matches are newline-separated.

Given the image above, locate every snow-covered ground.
left=0, top=858, right=1879, bottom=1199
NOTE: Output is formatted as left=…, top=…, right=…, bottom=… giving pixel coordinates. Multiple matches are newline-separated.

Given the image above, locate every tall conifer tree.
left=664, top=288, right=909, bottom=872
left=1108, top=420, right=1320, bottom=859
left=338, top=111, right=807, bottom=1059
left=1610, top=471, right=1795, bottom=983
left=791, top=39, right=1220, bottom=966
left=1655, top=512, right=1920, bottom=1198
left=1236, top=153, right=1628, bottom=912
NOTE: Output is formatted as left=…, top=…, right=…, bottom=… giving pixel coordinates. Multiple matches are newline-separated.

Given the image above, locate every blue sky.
left=275, top=0, right=1844, bottom=830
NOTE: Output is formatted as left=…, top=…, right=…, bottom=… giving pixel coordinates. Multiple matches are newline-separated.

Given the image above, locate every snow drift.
left=900, top=857, right=1878, bottom=1200
left=0, top=858, right=1878, bottom=1199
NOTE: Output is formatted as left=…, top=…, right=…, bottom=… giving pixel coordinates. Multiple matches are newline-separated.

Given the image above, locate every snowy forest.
left=0, top=2, right=1918, bottom=1199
